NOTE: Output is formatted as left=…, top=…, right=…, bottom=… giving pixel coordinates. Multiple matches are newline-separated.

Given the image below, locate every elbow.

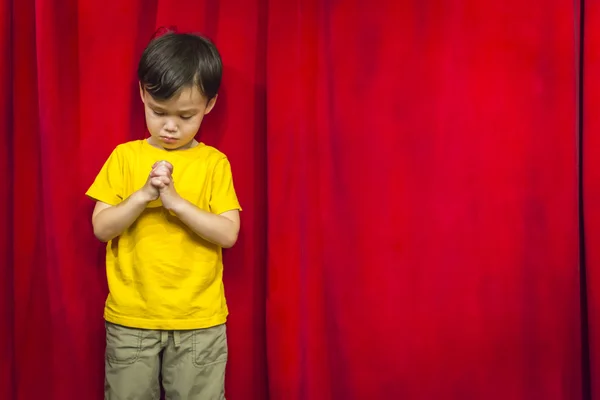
left=94, top=231, right=111, bottom=243
left=221, top=230, right=239, bottom=249
left=93, top=224, right=113, bottom=243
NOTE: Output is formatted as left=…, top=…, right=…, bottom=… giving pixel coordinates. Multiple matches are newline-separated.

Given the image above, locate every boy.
left=86, top=32, right=241, bottom=400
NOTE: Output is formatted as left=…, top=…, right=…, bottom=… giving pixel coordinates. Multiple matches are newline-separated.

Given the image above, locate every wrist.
left=132, top=189, right=153, bottom=205
left=166, top=195, right=187, bottom=214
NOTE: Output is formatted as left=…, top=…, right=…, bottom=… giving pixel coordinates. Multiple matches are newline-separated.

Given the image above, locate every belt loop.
left=174, top=331, right=181, bottom=348
left=161, top=330, right=168, bottom=347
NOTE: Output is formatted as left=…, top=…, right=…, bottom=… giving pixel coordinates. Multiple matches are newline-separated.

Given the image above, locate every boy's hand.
left=151, top=160, right=174, bottom=177
left=139, top=171, right=162, bottom=203
left=149, top=161, right=173, bottom=189
left=150, top=161, right=183, bottom=211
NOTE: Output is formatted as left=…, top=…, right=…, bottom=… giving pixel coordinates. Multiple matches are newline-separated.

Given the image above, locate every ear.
left=204, top=94, right=218, bottom=115
left=139, top=82, right=146, bottom=104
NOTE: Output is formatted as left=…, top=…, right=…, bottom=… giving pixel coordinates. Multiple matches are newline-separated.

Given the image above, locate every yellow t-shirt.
left=86, top=139, right=241, bottom=330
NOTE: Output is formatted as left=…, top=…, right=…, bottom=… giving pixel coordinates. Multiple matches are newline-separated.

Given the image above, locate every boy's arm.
left=151, top=160, right=240, bottom=248
left=91, top=159, right=170, bottom=242
left=91, top=190, right=152, bottom=242
left=170, top=202, right=240, bottom=248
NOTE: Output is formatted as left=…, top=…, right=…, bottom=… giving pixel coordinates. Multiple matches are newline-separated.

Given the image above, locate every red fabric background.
left=0, top=0, right=590, bottom=399
left=266, top=1, right=581, bottom=399
left=585, top=0, right=600, bottom=399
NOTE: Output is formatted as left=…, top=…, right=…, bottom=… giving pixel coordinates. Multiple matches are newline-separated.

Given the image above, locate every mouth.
left=160, top=136, right=178, bottom=144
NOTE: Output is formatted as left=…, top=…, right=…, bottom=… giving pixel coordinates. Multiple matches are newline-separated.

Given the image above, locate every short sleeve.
left=85, top=146, right=124, bottom=206
left=209, top=157, right=242, bottom=214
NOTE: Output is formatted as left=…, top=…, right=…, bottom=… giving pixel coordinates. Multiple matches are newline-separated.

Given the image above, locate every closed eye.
left=152, top=110, right=165, bottom=116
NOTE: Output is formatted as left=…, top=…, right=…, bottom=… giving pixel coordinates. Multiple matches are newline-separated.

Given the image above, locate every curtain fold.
left=0, top=0, right=14, bottom=397
left=584, top=1, right=600, bottom=399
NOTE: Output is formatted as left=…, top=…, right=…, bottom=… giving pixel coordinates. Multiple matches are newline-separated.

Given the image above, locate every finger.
left=158, top=161, right=173, bottom=172
left=159, top=176, right=171, bottom=185
left=150, top=177, right=163, bottom=187
left=153, top=160, right=171, bottom=170
left=152, top=166, right=170, bottom=176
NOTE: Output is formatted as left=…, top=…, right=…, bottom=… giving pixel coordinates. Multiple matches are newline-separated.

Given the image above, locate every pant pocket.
left=105, top=322, right=143, bottom=364
left=191, top=324, right=228, bottom=368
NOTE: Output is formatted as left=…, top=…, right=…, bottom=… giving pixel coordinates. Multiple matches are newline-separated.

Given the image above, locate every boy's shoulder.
left=198, top=143, right=229, bottom=161
left=103, top=140, right=145, bottom=160
left=113, top=139, right=145, bottom=153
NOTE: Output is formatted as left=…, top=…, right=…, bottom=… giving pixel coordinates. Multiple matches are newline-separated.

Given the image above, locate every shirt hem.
left=85, top=188, right=120, bottom=206
left=213, top=205, right=243, bottom=214
left=104, top=310, right=228, bottom=330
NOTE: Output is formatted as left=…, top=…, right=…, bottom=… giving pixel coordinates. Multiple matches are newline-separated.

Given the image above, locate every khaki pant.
left=104, top=322, right=227, bottom=400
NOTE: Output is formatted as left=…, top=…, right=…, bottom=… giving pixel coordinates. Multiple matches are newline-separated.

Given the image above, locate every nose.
left=164, top=119, right=177, bottom=132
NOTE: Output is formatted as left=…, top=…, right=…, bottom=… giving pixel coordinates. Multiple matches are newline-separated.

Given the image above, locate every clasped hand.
left=141, top=160, right=182, bottom=210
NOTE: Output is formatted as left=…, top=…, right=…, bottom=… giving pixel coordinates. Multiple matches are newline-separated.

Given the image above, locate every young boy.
left=86, top=32, right=241, bottom=400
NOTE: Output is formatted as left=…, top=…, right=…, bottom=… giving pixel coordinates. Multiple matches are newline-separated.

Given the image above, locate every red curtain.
left=266, top=1, right=581, bottom=399
left=585, top=1, right=600, bottom=399
left=0, top=0, right=589, bottom=399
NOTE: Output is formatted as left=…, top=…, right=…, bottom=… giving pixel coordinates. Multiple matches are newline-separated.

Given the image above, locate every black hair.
left=138, top=32, right=222, bottom=101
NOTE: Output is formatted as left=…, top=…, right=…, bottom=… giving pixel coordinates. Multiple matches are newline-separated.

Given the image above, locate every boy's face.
left=140, top=84, right=217, bottom=151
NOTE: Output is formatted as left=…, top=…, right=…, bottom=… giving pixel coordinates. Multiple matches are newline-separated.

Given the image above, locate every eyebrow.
left=149, top=104, right=199, bottom=113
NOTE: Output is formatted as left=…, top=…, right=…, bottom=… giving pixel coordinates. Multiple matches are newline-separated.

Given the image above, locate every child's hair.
left=137, top=32, right=222, bottom=101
